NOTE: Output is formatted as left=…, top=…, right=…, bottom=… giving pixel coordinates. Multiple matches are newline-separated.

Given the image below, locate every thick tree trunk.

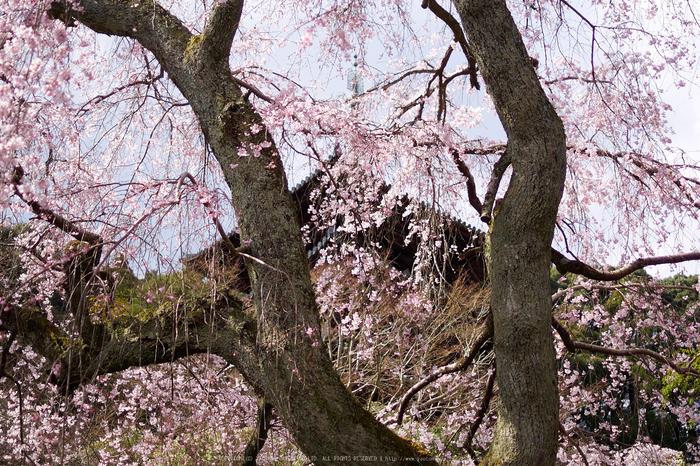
left=61, top=1, right=434, bottom=463
left=452, top=0, right=567, bottom=464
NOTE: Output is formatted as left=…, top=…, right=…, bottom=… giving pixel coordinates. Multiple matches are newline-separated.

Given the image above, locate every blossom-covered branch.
left=11, top=165, right=101, bottom=245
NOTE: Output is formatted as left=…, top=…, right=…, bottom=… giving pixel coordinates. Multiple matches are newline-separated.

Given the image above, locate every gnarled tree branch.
left=552, top=317, right=700, bottom=378
left=551, top=247, right=700, bottom=281
left=4, top=290, right=264, bottom=394
left=199, top=0, right=244, bottom=64
left=480, top=151, right=510, bottom=223
left=49, top=0, right=438, bottom=461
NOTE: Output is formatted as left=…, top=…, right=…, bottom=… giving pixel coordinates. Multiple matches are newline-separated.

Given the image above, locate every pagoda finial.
left=347, top=54, right=364, bottom=101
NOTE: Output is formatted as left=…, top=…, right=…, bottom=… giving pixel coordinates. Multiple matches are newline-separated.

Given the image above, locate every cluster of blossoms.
left=1, top=346, right=258, bottom=465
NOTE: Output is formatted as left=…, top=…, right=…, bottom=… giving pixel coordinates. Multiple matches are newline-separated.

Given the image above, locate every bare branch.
left=544, top=75, right=612, bottom=85
left=77, top=67, right=165, bottom=115
left=558, top=0, right=598, bottom=83
left=480, top=151, right=510, bottom=223
left=393, top=312, right=493, bottom=425
left=231, top=76, right=272, bottom=102
left=551, top=247, right=700, bottom=281
left=451, top=150, right=484, bottom=216
left=421, top=0, right=480, bottom=89
left=552, top=317, right=700, bottom=378
left=372, top=69, right=445, bottom=94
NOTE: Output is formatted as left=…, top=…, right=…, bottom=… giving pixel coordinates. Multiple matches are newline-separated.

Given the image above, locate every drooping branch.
left=436, top=46, right=454, bottom=121
left=378, top=0, right=482, bottom=122
left=594, top=147, right=700, bottom=211
left=176, top=173, right=274, bottom=270
left=7, top=168, right=263, bottom=393
left=393, top=312, right=493, bottom=425
left=7, top=170, right=266, bottom=394
left=551, top=247, right=700, bottom=281
left=552, top=317, right=700, bottom=378
left=551, top=283, right=628, bottom=303
left=11, top=166, right=101, bottom=245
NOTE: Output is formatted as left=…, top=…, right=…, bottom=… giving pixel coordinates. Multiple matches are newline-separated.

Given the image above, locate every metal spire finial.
left=346, top=54, right=364, bottom=99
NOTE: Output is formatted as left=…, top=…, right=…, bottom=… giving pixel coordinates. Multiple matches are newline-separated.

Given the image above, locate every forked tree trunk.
left=452, top=0, right=567, bottom=464
left=52, top=0, right=566, bottom=463
left=64, top=0, right=435, bottom=464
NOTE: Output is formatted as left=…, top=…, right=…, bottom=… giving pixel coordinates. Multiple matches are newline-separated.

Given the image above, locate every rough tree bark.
left=8, top=285, right=264, bottom=392
left=451, top=0, right=567, bottom=464
left=48, top=0, right=435, bottom=463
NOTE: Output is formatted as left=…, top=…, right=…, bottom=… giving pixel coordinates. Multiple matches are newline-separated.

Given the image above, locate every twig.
left=77, top=67, right=165, bottom=115
left=558, top=0, right=598, bottom=84
left=175, top=173, right=276, bottom=270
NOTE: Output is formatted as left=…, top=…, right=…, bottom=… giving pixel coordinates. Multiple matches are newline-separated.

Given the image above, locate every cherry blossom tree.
left=1, top=0, right=700, bottom=465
